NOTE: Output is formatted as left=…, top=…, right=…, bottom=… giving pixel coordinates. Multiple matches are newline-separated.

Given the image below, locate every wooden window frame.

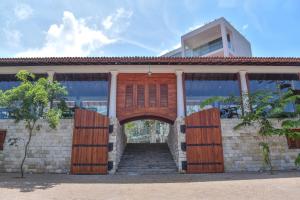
left=160, top=84, right=168, bottom=107
left=149, top=84, right=157, bottom=107
left=125, top=85, right=134, bottom=109
left=0, top=130, right=6, bottom=151
left=137, top=85, right=145, bottom=108
left=287, top=129, right=300, bottom=149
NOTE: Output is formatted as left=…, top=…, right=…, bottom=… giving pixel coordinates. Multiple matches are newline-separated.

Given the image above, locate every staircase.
left=116, top=143, right=178, bottom=175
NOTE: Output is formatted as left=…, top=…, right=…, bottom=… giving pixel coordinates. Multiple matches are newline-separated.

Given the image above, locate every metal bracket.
left=108, top=161, right=113, bottom=171
left=180, top=125, right=186, bottom=133
left=181, top=142, right=186, bottom=151
left=109, top=125, right=114, bottom=134
left=108, top=143, right=114, bottom=152
left=181, top=161, right=187, bottom=171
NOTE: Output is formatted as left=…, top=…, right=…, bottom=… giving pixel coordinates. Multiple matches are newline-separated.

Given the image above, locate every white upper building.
left=162, top=17, right=252, bottom=57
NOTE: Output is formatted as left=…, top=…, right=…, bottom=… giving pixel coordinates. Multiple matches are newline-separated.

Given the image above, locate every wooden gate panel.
left=185, top=108, right=224, bottom=173
left=71, top=109, right=109, bottom=174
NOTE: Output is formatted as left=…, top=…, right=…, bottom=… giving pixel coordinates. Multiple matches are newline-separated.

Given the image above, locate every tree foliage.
left=0, top=70, right=67, bottom=177
left=199, top=88, right=300, bottom=170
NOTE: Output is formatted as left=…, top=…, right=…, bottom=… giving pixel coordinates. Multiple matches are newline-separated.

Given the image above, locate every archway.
left=116, top=118, right=178, bottom=175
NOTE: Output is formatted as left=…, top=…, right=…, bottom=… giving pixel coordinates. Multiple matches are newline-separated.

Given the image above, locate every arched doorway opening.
left=116, top=118, right=178, bottom=175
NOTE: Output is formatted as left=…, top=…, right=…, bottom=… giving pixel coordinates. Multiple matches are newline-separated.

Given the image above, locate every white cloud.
left=16, top=11, right=116, bottom=57
left=242, top=24, right=249, bottom=30
left=102, top=8, right=133, bottom=32
left=3, top=29, right=22, bottom=48
left=159, top=42, right=181, bottom=56
left=120, top=38, right=161, bottom=53
left=14, top=3, right=33, bottom=20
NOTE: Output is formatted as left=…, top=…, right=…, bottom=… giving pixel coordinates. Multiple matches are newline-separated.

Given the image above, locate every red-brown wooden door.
left=71, top=109, right=109, bottom=174
left=185, top=108, right=224, bottom=173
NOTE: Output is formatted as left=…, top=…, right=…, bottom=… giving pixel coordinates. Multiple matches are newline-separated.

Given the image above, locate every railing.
left=193, top=37, right=223, bottom=56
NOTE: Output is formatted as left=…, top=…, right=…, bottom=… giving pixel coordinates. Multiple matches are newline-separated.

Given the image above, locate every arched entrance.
left=117, top=118, right=177, bottom=175
left=115, top=74, right=179, bottom=174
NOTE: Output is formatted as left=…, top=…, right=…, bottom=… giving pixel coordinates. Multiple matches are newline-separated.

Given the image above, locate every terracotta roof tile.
left=0, top=57, right=300, bottom=66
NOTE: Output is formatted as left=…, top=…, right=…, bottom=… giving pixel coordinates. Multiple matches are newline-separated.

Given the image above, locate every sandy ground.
left=0, top=171, right=300, bottom=200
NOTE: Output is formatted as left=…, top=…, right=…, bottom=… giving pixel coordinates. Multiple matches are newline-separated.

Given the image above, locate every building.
left=0, top=57, right=300, bottom=175
left=162, top=17, right=252, bottom=57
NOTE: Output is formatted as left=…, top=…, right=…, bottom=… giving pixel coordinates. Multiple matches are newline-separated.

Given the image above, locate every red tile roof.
left=0, top=57, right=300, bottom=66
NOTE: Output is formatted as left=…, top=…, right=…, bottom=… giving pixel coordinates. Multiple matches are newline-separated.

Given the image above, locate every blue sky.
left=0, top=0, right=299, bottom=57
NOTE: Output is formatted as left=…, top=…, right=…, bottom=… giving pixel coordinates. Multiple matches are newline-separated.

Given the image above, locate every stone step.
left=116, top=143, right=177, bottom=175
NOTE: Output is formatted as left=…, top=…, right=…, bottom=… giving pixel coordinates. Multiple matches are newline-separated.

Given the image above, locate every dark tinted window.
left=185, top=73, right=241, bottom=118
left=55, top=73, right=109, bottom=115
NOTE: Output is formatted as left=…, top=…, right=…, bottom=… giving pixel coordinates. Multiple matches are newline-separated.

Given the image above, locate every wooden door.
left=185, top=108, right=224, bottom=173
left=71, top=109, right=109, bottom=174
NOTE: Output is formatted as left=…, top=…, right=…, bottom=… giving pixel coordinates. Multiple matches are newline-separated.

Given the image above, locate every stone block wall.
left=0, top=118, right=299, bottom=174
left=108, top=118, right=126, bottom=174
left=0, top=119, right=73, bottom=173
left=167, top=117, right=186, bottom=172
left=221, top=119, right=300, bottom=172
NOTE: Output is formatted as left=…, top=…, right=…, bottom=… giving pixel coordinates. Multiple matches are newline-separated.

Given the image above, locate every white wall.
left=231, top=29, right=252, bottom=57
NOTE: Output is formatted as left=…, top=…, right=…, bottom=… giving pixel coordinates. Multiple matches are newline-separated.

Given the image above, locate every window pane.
left=0, top=74, right=47, bottom=119
left=185, top=73, right=241, bottom=118
left=248, top=73, right=300, bottom=113
left=55, top=73, right=109, bottom=116
left=193, top=37, right=223, bottom=56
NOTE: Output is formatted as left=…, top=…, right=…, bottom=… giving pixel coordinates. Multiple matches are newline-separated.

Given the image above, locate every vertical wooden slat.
left=125, top=85, right=133, bottom=109
left=160, top=84, right=168, bottom=107
left=185, top=108, right=224, bottom=173
left=137, top=85, right=145, bottom=108
left=71, top=109, right=109, bottom=174
left=149, top=84, right=157, bottom=107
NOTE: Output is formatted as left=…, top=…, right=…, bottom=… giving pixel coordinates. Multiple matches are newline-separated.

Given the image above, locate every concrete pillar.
left=109, top=71, right=118, bottom=118
left=239, top=71, right=250, bottom=113
left=47, top=71, right=55, bottom=82
left=176, top=71, right=185, bottom=118
left=221, top=23, right=229, bottom=57
left=150, top=121, right=157, bottom=143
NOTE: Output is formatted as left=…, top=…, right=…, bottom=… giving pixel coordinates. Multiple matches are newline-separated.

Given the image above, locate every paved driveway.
left=0, top=171, right=300, bottom=200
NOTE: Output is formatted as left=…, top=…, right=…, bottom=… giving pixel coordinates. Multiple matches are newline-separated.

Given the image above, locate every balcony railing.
left=192, top=37, right=223, bottom=56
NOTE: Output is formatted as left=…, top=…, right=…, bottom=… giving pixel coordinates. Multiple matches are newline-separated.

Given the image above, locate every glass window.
left=170, top=52, right=182, bottom=57
left=193, top=37, right=223, bottom=56
left=185, top=73, right=241, bottom=118
left=54, top=73, right=109, bottom=116
left=0, top=73, right=47, bottom=119
left=248, top=73, right=300, bottom=113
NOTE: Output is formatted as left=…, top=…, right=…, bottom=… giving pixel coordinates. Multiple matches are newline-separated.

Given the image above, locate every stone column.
left=176, top=71, right=185, bottom=119
left=109, top=71, right=118, bottom=118
left=47, top=71, right=55, bottom=82
left=107, top=71, right=121, bottom=174
left=221, top=23, right=229, bottom=57
left=239, top=71, right=250, bottom=113
left=174, top=71, right=187, bottom=172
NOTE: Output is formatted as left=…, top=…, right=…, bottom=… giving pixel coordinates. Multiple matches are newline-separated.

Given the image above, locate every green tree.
left=0, top=70, right=67, bottom=178
left=200, top=89, right=300, bottom=171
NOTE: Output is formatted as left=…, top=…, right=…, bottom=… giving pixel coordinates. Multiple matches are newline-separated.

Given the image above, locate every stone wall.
left=1, top=118, right=299, bottom=174
left=221, top=119, right=300, bottom=172
left=0, top=119, right=73, bottom=173
left=167, top=117, right=186, bottom=172
left=108, top=118, right=126, bottom=174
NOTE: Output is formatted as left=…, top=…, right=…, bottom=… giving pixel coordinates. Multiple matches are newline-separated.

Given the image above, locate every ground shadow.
left=1, top=170, right=300, bottom=192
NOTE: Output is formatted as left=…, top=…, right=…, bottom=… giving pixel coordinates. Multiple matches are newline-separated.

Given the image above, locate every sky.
left=0, top=0, right=299, bottom=58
